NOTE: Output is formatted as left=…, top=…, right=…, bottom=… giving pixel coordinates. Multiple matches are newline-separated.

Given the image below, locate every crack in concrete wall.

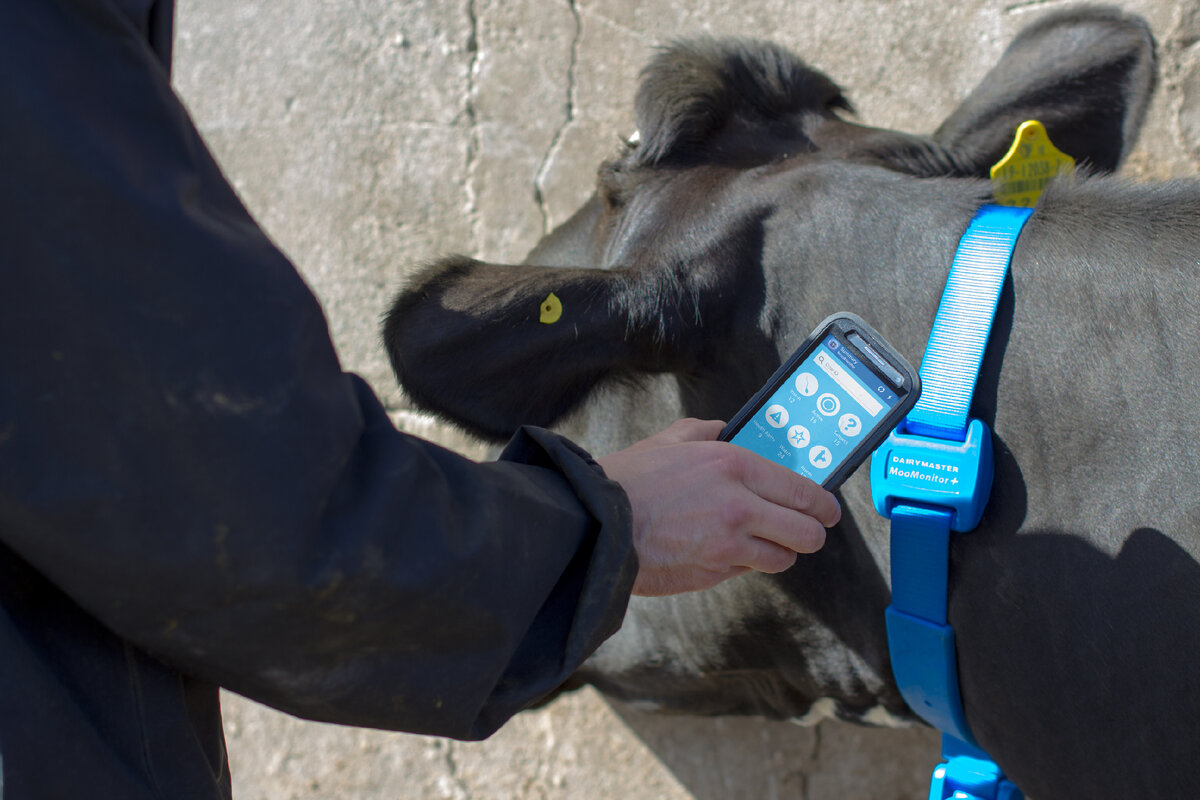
left=464, top=0, right=482, bottom=249
left=442, top=740, right=470, bottom=799
left=1003, top=0, right=1074, bottom=13
left=534, top=0, right=582, bottom=236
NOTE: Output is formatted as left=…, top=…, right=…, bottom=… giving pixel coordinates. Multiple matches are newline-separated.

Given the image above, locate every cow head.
left=384, top=6, right=1155, bottom=444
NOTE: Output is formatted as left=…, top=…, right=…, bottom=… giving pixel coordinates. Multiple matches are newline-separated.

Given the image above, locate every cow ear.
left=933, top=7, right=1156, bottom=175
left=383, top=257, right=698, bottom=442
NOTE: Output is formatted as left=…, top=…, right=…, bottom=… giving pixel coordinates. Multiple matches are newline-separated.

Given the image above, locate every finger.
left=715, top=492, right=828, bottom=555
left=730, top=448, right=842, bottom=527
left=750, top=505, right=829, bottom=554
left=711, top=490, right=828, bottom=562
left=733, top=535, right=801, bottom=574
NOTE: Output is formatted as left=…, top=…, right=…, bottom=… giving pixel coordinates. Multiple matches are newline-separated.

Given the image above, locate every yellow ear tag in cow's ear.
left=539, top=292, right=563, bottom=324
left=989, top=120, right=1075, bottom=208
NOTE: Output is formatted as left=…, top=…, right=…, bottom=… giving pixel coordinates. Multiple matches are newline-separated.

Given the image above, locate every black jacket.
left=0, top=1, right=637, bottom=797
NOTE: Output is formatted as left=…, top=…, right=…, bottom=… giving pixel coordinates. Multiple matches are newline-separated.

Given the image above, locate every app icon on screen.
left=817, top=393, right=841, bottom=416
left=765, top=404, right=789, bottom=428
left=795, top=372, right=819, bottom=396
left=809, top=446, right=832, bottom=468
left=787, top=425, right=811, bottom=448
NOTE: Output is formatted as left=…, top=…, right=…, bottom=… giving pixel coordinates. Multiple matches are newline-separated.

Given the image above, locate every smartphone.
left=719, top=313, right=920, bottom=490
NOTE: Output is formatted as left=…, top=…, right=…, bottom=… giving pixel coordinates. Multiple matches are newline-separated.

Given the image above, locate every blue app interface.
left=729, top=336, right=902, bottom=484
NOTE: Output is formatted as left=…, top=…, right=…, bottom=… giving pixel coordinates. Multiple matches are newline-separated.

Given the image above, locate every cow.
left=383, top=6, right=1200, bottom=798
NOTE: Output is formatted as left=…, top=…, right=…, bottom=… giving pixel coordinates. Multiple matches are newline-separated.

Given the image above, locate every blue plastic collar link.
left=930, top=735, right=1023, bottom=800
left=883, top=505, right=974, bottom=742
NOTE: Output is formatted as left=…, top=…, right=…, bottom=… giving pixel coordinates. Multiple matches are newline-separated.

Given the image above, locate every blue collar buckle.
left=931, top=735, right=1023, bottom=800
left=872, top=417, right=993, bottom=533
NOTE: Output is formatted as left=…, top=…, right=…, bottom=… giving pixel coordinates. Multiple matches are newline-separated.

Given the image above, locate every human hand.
left=597, top=418, right=841, bottom=597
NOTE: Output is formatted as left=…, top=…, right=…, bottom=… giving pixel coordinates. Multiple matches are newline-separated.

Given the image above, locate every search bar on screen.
left=815, top=350, right=883, bottom=417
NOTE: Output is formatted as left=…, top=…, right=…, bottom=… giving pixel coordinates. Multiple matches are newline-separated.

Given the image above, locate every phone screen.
left=727, top=334, right=905, bottom=485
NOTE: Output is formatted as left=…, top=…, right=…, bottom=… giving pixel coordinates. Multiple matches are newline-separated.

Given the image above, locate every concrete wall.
left=171, top=1, right=1200, bottom=797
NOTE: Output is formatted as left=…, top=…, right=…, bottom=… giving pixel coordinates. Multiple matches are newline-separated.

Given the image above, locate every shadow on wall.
left=609, top=702, right=940, bottom=799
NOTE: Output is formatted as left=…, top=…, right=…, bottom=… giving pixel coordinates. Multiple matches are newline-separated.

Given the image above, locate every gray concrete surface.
left=172, top=1, right=1200, bottom=797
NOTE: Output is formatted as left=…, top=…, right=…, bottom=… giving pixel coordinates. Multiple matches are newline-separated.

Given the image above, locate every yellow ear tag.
left=989, top=120, right=1075, bottom=208
left=539, top=292, right=563, bottom=324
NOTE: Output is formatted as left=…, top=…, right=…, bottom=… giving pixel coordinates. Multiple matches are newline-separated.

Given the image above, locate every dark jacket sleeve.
left=0, top=0, right=636, bottom=740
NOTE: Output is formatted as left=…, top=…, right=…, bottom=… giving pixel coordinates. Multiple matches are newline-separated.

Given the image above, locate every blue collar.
left=870, top=203, right=1033, bottom=799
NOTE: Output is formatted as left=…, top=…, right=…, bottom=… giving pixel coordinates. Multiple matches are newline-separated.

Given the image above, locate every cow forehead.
left=598, top=153, right=913, bottom=270
left=599, top=164, right=756, bottom=267
left=630, top=37, right=849, bottom=169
